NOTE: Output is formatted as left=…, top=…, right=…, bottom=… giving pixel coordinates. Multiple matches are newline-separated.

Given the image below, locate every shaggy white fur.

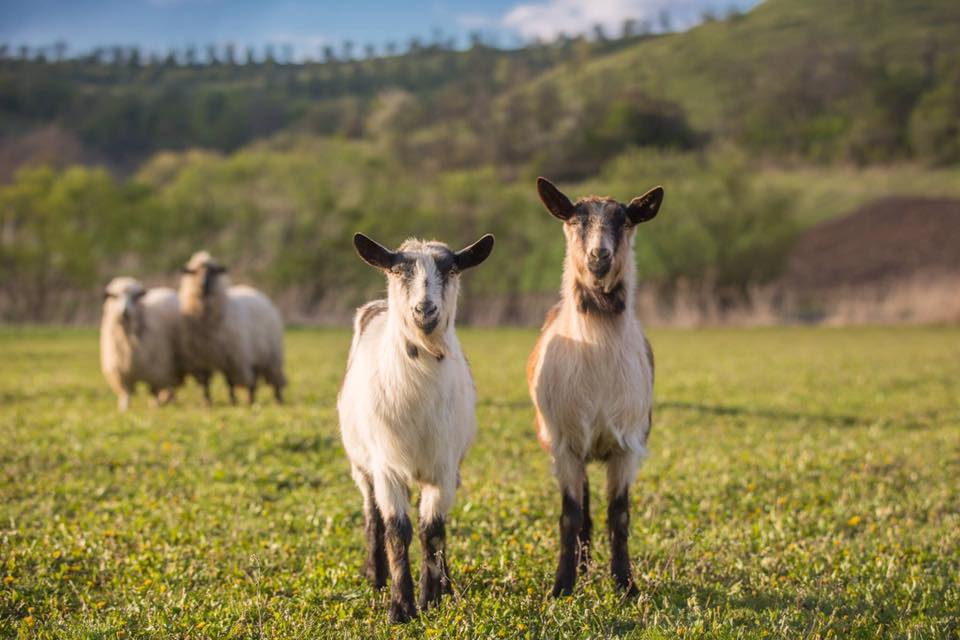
left=100, top=277, right=182, bottom=411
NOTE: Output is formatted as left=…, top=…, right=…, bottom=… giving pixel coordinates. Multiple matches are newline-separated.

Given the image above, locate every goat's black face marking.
left=575, top=281, right=627, bottom=315
left=391, top=256, right=417, bottom=290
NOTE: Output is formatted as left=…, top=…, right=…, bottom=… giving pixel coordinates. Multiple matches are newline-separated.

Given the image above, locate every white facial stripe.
left=406, top=255, right=441, bottom=306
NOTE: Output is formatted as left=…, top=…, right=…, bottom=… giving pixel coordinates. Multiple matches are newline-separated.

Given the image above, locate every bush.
left=910, top=81, right=960, bottom=166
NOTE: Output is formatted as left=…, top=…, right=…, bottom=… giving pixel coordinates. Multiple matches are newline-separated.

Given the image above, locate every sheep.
left=178, top=251, right=286, bottom=405
left=100, top=277, right=183, bottom=411
left=338, top=232, right=494, bottom=623
left=526, top=177, right=663, bottom=597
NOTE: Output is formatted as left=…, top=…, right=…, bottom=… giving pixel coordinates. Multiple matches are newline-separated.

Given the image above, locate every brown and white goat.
left=527, top=177, right=662, bottom=597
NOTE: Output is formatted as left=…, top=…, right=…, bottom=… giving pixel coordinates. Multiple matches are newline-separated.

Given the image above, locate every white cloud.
left=495, top=0, right=756, bottom=40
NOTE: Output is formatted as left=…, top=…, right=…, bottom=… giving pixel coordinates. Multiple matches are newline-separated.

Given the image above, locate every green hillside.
left=1, top=0, right=959, bottom=323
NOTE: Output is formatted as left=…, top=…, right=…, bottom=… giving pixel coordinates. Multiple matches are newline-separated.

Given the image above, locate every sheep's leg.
left=248, top=383, right=257, bottom=406
left=157, top=388, right=175, bottom=406
left=578, top=475, right=593, bottom=575
left=552, top=448, right=586, bottom=597
left=117, top=390, right=131, bottom=412
left=357, top=473, right=387, bottom=589
left=418, top=481, right=455, bottom=611
left=607, top=451, right=642, bottom=596
left=195, top=371, right=212, bottom=406
left=374, top=474, right=416, bottom=623
left=273, top=385, right=284, bottom=404
left=225, top=374, right=238, bottom=406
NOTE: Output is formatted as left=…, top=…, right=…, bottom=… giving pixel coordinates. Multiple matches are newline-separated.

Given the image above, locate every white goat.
left=338, top=232, right=494, bottom=623
left=100, top=277, right=183, bottom=411
left=527, top=177, right=662, bottom=597
left=178, top=251, right=286, bottom=405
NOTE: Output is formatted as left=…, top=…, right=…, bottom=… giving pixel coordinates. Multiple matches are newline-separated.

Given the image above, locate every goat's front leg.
left=552, top=448, right=586, bottom=597
left=418, top=481, right=455, bottom=611
left=607, top=451, right=642, bottom=596
left=374, top=474, right=416, bottom=623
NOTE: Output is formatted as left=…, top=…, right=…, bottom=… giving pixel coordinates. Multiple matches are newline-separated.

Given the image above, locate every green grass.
left=2, top=327, right=959, bottom=638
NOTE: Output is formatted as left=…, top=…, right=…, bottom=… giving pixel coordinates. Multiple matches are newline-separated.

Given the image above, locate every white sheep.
left=100, top=277, right=183, bottom=411
left=338, top=232, right=494, bottom=623
left=527, top=177, right=662, bottom=598
left=178, top=251, right=286, bottom=405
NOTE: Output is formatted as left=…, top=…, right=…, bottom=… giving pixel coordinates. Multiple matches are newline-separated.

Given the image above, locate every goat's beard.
left=406, top=316, right=448, bottom=360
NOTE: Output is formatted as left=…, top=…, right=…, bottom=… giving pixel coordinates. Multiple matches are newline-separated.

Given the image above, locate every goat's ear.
left=537, top=177, right=575, bottom=221
left=454, top=234, right=495, bottom=271
left=626, top=186, right=664, bottom=225
left=354, top=233, right=397, bottom=270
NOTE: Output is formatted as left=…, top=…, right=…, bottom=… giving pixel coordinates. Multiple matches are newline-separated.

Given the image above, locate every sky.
left=0, top=0, right=762, bottom=58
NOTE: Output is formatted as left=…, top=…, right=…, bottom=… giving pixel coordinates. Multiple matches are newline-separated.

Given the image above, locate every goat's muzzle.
left=413, top=300, right=439, bottom=335
left=588, top=257, right=612, bottom=280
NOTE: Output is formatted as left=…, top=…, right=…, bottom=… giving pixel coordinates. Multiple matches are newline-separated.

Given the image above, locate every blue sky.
left=0, top=0, right=762, bottom=58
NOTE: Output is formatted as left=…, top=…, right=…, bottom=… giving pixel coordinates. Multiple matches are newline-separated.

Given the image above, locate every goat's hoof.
left=362, top=566, right=386, bottom=590
left=615, top=580, right=640, bottom=598
left=418, top=591, right=442, bottom=612
left=388, top=599, right=417, bottom=624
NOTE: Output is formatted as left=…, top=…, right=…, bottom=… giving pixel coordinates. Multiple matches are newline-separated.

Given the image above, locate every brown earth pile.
left=782, top=196, right=960, bottom=292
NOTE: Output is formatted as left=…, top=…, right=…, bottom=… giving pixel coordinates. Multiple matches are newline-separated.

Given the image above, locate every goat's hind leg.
left=578, top=475, right=593, bottom=575
left=354, top=469, right=387, bottom=589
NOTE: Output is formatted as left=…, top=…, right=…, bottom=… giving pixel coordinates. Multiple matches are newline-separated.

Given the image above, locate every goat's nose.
left=590, top=247, right=611, bottom=261
left=415, top=300, right=437, bottom=316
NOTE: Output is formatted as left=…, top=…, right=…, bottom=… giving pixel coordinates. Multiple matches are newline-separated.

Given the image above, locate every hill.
left=2, top=0, right=960, bottom=174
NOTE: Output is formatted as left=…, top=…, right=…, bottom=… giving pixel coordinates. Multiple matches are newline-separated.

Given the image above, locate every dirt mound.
left=782, top=196, right=960, bottom=292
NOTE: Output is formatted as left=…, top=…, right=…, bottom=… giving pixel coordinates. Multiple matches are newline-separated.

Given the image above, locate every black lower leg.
left=363, top=489, right=387, bottom=589
left=199, top=373, right=212, bottom=406
left=385, top=515, right=416, bottom=623
left=608, top=488, right=637, bottom=595
left=227, top=377, right=237, bottom=405
left=578, top=476, right=593, bottom=575
left=418, top=516, right=448, bottom=611
left=552, top=490, right=583, bottom=597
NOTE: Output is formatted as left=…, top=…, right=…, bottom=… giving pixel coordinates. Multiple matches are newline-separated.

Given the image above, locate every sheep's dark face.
left=353, top=234, right=495, bottom=338
left=179, top=251, right=228, bottom=302
left=536, top=177, right=663, bottom=298
left=103, top=277, right=146, bottom=329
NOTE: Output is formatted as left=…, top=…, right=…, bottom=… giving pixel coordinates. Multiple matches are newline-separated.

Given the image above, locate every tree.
left=910, top=79, right=960, bottom=165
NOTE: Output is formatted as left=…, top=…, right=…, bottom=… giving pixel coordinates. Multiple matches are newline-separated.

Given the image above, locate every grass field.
left=1, top=327, right=959, bottom=638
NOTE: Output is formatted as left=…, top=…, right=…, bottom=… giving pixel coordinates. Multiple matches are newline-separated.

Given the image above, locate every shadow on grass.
left=660, top=401, right=866, bottom=427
